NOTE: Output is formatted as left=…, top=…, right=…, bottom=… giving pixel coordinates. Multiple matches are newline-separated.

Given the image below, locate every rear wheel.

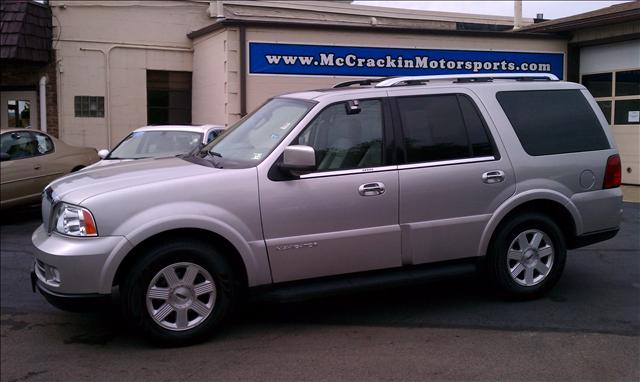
left=121, top=240, right=239, bottom=346
left=487, top=212, right=566, bottom=299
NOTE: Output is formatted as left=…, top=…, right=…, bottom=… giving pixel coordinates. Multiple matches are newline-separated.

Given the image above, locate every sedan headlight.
left=54, top=203, right=98, bottom=237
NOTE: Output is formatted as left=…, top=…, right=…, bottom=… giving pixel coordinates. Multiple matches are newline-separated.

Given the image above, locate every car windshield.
left=197, top=98, right=315, bottom=165
left=107, top=130, right=202, bottom=159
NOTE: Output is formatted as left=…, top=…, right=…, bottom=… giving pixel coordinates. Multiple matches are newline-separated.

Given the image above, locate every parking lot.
left=1, top=203, right=638, bottom=382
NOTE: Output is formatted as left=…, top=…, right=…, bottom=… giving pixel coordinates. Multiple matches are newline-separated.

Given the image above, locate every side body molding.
left=477, top=189, right=583, bottom=257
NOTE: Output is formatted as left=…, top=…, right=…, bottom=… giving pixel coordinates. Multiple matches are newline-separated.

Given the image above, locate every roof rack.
left=375, top=73, right=559, bottom=87
left=332, top=78, right=389, bottom=88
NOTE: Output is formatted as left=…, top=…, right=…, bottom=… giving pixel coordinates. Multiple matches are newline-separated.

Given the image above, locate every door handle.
left=33, top=164, right=41, bottom=170
left=358, top=182, right=385, bottom=196
left=482, top=170, right=505, bottom=184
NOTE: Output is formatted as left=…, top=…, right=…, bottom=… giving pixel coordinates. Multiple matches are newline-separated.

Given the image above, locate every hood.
left=84, top=158, right=130, bottom=169
left=49, top=157, right=219, bottom=204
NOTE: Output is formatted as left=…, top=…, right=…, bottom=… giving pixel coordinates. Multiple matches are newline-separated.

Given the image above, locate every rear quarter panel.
left=473, top=83, right=622, bottom=240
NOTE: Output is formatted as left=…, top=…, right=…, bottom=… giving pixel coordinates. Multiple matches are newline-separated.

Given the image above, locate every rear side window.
left=396, top=94, right=495, bottom=164
left=497, top=90, right=610, bottom=156
left=33, top=132, right=54, bottom=155
left=459, top=95, right=494, bottom=158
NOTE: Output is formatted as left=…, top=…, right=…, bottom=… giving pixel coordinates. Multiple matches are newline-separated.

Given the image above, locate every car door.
left=0, top=131, right=43, bottom=206
left=258, top=97, right=402, bottom=283
left=390, top=88, right=516, bottom=265
left=30, top=132, right=65, bottom=191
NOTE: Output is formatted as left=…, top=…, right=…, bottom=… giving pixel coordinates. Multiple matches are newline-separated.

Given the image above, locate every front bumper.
left=31, top=271, right=112, bottom=311
left=31, top=224, right=132, bottom=295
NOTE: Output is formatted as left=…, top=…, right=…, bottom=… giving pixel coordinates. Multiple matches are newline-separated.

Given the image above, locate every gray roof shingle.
left=0, top=0, right=52, bottom=63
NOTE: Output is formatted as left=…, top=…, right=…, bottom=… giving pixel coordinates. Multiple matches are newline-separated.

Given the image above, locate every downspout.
left=39, top=76, right=47, bottom=133
left=80, top=44, right=192, bottom=149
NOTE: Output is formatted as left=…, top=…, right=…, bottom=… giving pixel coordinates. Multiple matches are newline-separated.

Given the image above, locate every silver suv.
left=31, top=74, right=623, bottom=346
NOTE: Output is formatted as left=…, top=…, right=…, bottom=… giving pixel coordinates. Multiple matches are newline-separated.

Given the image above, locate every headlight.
left=54, top=203, right=98, bottom=237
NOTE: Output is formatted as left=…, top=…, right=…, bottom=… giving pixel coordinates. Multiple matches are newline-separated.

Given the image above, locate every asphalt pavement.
left=1, top=203, right=638, bottom=382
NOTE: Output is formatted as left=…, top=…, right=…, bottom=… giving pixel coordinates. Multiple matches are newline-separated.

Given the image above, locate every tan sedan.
left=0, top=129, right=99, bottom=209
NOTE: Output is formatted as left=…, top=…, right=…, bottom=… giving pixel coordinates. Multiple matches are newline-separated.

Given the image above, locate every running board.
left=252, top=258, right=479, bottom=303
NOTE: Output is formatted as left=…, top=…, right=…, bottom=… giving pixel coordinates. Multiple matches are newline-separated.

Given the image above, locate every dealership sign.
left=249, top=42, right=564, bottom=79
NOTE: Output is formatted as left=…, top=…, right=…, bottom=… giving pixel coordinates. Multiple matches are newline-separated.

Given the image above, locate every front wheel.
left=121, top=240, right=239, bottom=346
left=487, top=213, right=567, bottom=299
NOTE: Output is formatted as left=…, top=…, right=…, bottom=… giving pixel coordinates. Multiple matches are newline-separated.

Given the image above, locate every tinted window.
left=497, top=90, right=610, bottom=156
left=0, top=132, right=37, bottom=160
left=581, top=73, right=612, bottom=98
left=397, top=94, right=470, bottom=163
left=458, top=95, right=495, bottom=157
left=615, top=70, right=639, bottom=96
left=614, top=99, right=640, bottom=125
left=297, top=99, right=383, bottom=171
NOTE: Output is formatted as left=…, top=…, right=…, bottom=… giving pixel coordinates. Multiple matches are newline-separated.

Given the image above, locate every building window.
left=581, top=72, right=612, bottom=98
left=74, top=96, right=104, bottom=118
left=146, top=70, right=192, bottom=125
left=7, top=100, right=31, bottom=127
left=582, top=69, right=639, bottom=126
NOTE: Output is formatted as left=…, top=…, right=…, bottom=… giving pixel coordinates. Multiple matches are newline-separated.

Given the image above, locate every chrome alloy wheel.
left=507, top=229, right=554, bottom=287
left=146, top=262, right=216, bottom=331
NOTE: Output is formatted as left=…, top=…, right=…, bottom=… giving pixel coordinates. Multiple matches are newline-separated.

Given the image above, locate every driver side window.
left=297, top=99, right=383, bottom=172
left=1, top=132, right=38, bottom=160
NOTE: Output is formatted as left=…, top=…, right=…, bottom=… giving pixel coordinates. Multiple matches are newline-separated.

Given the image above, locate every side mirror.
left=0, top=152, right=10, bottom=161
left=97, top=149, right=109, bottom=159
left=279, top=145, right=316, bottom=176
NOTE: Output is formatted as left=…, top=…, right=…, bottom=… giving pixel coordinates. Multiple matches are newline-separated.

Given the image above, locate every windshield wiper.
left=209, top=150, right=223, bottom=157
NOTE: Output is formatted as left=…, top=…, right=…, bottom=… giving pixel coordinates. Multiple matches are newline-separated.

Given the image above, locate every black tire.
left=487, top=212, right=566, bottom=299
left=121, top=239, right=239, bottom=347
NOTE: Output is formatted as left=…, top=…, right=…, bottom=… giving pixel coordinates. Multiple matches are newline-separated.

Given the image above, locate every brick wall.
left=45, top=51, right=59, bottom=138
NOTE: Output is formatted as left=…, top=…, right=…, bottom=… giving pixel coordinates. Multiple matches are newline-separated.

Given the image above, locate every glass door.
left=0, top=91, right=39, bottom=130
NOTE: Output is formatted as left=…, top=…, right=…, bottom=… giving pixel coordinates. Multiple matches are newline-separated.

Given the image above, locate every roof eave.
left=188, top=18, right=567, bottom=40
left=517, top=7, right=640, bottom=33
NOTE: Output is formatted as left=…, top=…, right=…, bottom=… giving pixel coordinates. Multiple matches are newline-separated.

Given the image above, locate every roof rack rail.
left=375, top=73, right=558, bottom=87
left=333, top=78, right=389, bottom=88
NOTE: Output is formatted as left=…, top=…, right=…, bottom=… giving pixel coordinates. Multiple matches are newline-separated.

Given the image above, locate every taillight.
left=603, top=154, right=621, bottom=189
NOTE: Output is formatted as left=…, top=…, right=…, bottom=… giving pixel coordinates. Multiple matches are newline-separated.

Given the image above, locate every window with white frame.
left=581, top=69, right=640, bottom=126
